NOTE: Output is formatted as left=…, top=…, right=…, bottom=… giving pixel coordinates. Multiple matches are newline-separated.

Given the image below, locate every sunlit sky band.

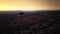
left=0, top=0, right=59, bottom=11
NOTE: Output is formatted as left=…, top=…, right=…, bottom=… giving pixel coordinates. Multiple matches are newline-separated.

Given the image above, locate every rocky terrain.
left=0, top=10, right=60, bottom=34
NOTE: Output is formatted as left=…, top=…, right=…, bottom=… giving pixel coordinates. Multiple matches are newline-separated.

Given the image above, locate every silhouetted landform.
left=0, top=10, right=60, bottom=34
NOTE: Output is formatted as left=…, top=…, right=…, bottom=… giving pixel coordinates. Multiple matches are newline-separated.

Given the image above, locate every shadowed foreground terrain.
left=0, top=10, right=60, bottom=34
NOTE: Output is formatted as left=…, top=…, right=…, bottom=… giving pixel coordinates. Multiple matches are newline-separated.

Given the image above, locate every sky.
left=0, top=0, right=59, bottom=11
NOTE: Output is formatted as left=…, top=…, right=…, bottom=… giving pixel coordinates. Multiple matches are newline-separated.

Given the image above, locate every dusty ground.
left=0, top=10, right=60, bottom=34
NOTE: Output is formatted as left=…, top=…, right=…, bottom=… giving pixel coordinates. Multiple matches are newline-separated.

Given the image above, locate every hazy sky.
left=0, top=0, right=59, bottom=11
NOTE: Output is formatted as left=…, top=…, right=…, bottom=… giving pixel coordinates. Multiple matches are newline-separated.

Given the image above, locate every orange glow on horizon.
left=0, top=0, right=59, bottom=11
